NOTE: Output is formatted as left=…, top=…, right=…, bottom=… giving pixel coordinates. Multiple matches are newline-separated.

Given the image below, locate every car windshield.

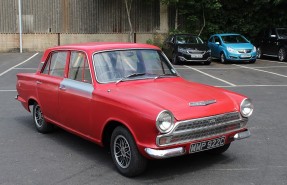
left=277, top=28, right=287, bottom=39
left=221, top=35, right=248, bottom=44
left=176, top=35, right=204, bottom=44
left=93, top=49, right=177, bottom=83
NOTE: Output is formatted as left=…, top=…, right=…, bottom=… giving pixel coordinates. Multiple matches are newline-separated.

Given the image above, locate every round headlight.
left=156, top=110, right=174, bottom=133
left=240, top=98, right=254, bottom=117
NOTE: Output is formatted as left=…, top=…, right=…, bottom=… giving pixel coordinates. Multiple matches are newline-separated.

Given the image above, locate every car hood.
left=178, top=44, right=209, bottom=51
left=224, top=43, right=254, bottom=49
left=113, top=78, right=239, bottom=121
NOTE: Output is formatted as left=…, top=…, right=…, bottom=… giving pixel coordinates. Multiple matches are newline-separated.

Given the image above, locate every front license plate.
left=190, top=54, right=203, bottom=58
left=241, top=53, right=251, bottom=58
left=189, top=137, right=225, bottom=154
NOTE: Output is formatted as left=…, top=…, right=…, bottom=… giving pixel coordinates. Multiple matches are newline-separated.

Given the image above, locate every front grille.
left=175, top=112, right=240, bottom=131
left=157, top=112, right=247, bottom=146
left=238, top=49, right=252, bottom=53
left=187, top=50, right=205, bottom=54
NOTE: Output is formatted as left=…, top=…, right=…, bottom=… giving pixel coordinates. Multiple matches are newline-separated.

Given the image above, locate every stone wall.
left=0, top=33, right=154, bottom=52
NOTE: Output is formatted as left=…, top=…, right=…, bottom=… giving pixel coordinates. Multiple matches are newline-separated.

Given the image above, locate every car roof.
left=172, top=34, right=197, bottom=37
left=42, top=42, right=160, bottom=61
left=211, top=33, right=241, bottom=37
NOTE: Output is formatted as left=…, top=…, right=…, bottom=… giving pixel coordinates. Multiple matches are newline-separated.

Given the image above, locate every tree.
left=124, top=0, right=134, bottom=42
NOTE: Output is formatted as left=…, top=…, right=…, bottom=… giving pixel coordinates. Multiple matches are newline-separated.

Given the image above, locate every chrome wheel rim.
left=114, top=135, right=131, bottom=169
left=220, top=54, right=225, bottom=63
left=278, top=49, right=285, bottom=61
left=34, top=105, right=44, bottom=128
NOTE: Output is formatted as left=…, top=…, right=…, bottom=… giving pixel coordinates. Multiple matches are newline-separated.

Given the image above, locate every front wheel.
left=278, top=47, right=286, bottom=62
left=220, top=53, right=227, bottom=64
left=110, top=126, right=147, bottom=177
left=33, top=103, right=53, bottom=133
left=257, top=47, right=263, bottom=59
left=172, top=53, right=179, bottom=65
left=203, top=60, right=211, bottom=65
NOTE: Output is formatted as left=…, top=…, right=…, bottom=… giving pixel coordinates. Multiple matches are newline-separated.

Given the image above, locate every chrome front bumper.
left=145, top=147, right=186, bottom=159
left=145, top=129, right=250, bottom=159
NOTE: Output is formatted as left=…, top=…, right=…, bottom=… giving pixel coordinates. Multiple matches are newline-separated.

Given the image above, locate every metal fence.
left=0, top=0, right=160, bottom=33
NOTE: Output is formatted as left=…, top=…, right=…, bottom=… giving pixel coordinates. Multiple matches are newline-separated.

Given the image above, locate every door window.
left=42, top=52, right=68, bottom=77
left=68, top=51, right=92, bottom=83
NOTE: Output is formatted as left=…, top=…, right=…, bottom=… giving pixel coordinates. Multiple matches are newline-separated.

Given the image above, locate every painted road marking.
left=0, top=53, right=38, bottom=77
left=233, top=64, right=287, bottom=78
left=184, top=65, right=236, bottom=86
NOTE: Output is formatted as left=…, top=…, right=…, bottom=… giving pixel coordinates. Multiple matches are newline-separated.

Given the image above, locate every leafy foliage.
left=162, top=0, right=287, bottom=42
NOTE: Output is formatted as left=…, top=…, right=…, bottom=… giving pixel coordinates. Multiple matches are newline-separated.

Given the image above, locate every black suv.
left=256, top=28, right=287, bottom=62
left=162, top=34, right=211, bottom=65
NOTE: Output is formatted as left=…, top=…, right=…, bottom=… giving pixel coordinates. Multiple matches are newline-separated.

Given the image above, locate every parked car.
left=256, top=27, right=287, bottom=62
left=162, top=34, right=211, bottom=65
left=208, top=33, right=257, bottom=63
left=16, top=42, right=253, bottom=177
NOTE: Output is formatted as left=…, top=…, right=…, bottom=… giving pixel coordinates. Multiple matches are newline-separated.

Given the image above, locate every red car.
left=16, top=42, right=253, bottom=177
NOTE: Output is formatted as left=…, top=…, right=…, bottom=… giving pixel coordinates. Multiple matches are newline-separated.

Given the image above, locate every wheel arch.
left=27, top=97, right=38, bottom=112
left=101, top=120, right=136, bottom=150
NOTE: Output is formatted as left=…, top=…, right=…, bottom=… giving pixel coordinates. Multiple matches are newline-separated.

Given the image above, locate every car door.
left=36, top=51, right=68, bottom=123
left=208, top=36, right=215, bottom=57
left=162, top=36, right=174, bottom=59
left=58, top=51, right=93, bottom=135
left=268, top=28, right=280, bottom=55
left=213, top=36, right=222, bottom=58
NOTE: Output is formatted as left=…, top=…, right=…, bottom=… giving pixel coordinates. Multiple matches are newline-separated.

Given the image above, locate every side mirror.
left=215, top=42, right=220, bottom=45
left=270, top=35, right=277, bottom=38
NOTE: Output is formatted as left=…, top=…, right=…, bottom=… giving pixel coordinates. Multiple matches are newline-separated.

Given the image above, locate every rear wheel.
left=33, top=103, right=53, bottom=133
left=278, top=47, right=286, bottom=62
left=110, top=126, right=147, bottom=177
left=207, top=143, right=230, bottom=154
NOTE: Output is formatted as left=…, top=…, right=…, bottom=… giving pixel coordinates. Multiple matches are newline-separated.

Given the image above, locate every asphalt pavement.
left=0, top=53, right=287, bottom=185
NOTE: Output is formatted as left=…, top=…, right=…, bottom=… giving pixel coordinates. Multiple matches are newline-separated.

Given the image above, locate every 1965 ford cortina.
left=16, top=42, right=253, bottom=177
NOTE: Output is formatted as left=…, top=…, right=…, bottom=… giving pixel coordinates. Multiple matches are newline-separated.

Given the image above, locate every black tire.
left=33, top=103, right=54, bottom=133
left=110, top=126, right=147, bottom=177
left=207, top=143, right=230, bottom=155
left=203, top=60, right=211, bottom=65
left=172, top=53, right=179, bottom=65
left=278, top=47, right=286, bottom=62
left=257, top=47, right=263, bottom=59
left=220, top=53, right=227, bottom=64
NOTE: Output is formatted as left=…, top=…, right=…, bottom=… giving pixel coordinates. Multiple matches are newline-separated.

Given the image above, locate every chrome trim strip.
left=145, top=147, right=185, bottom=159
left=60, top=78, right=94, bottom=98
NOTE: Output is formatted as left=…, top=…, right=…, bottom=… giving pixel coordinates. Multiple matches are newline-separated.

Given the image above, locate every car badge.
left=189, top=99, right=217, bottom=107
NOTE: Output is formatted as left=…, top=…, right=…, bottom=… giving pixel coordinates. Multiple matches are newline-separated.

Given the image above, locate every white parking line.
left=184, top=65, right=236, bottom=86
left=233, top=64, right=287, bottom=78
left=13, top=67, right=38, bottom=70
left=0, top=90, right=17, bottom=92
left=0, top=53, right=38, bottom=77
left=216, top=84, right=287, bottom=88
left=259, top=59, right=287, bottom=64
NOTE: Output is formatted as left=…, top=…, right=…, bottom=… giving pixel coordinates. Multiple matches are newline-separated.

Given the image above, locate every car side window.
left=68, top=51, right=92, bottom=83
left=214, top=36, right=221, bottom=44
left=42, top=51, right=67, bottom=77
left=209, top=37, right=214, bottom=43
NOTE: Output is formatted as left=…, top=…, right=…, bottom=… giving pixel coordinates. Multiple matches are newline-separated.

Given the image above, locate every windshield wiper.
left=116, top=73, right=146, bottom=84
left=154, top=73, right=178, bottom=80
